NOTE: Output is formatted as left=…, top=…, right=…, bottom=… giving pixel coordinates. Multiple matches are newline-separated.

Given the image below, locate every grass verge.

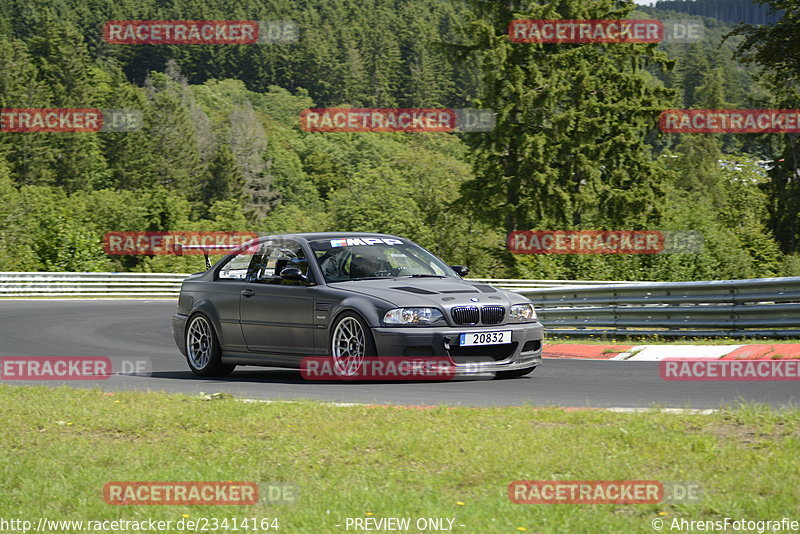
left=0, top=386, right=798, bottom=533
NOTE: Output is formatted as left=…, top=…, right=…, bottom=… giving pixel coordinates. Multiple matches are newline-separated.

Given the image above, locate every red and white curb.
left=543, top=344, right=800, bottom=361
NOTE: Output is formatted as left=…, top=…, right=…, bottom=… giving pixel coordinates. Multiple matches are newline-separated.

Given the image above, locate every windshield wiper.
left=407, top=274, right=447, bottom=278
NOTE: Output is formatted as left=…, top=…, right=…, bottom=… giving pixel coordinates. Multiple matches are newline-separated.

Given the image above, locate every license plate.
left=459, top=330, right=512, bottom=346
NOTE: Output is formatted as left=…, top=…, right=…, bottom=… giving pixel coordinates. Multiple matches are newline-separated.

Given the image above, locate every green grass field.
left=1, top=386, right=798, bottom=533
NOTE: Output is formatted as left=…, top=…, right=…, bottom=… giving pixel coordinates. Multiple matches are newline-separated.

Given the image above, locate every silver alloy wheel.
left=331, top=316, right=366, bottom=376
left=187, top=315, right=213, bottom=371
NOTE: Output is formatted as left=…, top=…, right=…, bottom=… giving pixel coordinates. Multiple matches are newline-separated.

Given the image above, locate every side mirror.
left=451, top=265, right=469, bottom=277
left=280, top=267, right=307, bottom=281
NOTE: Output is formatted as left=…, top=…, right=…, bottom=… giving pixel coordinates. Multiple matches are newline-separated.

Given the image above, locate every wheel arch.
left=185, top=299, right=225, bottom=348
left=330, top=295, right=387, bottom=328
left=327, top=307, right=378, bottom=358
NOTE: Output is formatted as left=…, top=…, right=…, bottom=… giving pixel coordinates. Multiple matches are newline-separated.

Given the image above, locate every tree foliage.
left=0, top=0, right=795, bottom=279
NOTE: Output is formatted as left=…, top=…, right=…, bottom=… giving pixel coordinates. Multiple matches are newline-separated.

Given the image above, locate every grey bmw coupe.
left=172, top=233, right=543, bottom=379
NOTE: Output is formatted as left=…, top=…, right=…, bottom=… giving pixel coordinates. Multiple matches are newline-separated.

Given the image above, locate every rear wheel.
left=186, top=313, right=235, bottom=377
left=330, top=312, right=376, bottom=376
left=494, top=365, right=538, bottom=380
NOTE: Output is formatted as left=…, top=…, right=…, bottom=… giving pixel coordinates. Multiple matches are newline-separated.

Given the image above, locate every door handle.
left=241, top=288, right=255, bottom=298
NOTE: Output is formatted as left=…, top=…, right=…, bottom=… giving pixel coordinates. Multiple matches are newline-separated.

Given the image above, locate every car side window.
left=217, top=244, right=260, bottom=280
left=252, top=240, right=313, bottom=285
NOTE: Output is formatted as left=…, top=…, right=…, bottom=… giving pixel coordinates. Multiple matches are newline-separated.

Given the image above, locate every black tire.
left=494, top=365, right=538, bottom=380
left=329, top=311, right=376, bottom=376
left=185, top=313, right=235, bottom=377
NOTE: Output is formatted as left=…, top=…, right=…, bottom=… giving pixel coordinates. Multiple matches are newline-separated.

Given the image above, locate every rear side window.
left=217, top=249, right=255, bottom=280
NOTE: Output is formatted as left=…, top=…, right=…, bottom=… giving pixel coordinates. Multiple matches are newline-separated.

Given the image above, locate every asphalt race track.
left=0, top=300, right=796, bottom=409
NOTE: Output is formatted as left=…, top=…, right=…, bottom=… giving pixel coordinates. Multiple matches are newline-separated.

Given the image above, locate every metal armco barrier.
left=0, top=273, right=632, bottom=297
left=468, top=278, right=650, bottom=290
left=520, top=277, right=800, bottom=338
left=2, top=273, right=799, bottom=337
left=0, top=272, right=189, bottom=297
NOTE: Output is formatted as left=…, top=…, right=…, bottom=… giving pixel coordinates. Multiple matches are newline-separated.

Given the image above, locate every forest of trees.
left=0, top=0, right=797, bottom=281
left=653, top=0, right=783, bottom=25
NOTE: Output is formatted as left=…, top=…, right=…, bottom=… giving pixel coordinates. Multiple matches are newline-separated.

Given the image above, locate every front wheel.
left=494, top=365, right=538, bottom=380
left=329, top=312, right=376, bottom=376
left=185, top=313, right=235, bottom=377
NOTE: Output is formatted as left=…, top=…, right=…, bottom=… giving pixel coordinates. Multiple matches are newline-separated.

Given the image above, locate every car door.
left=239, top=239, right=316, bottom=360
left=210, top=245, right=258, bottom=353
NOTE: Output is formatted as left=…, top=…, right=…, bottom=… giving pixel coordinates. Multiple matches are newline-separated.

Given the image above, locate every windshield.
left=309, top=237, right=456, bottom=283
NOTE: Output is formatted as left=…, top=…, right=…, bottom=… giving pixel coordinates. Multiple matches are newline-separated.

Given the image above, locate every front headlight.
left=383, top=307, right=446, bottom=326
left=509, top=303, right=537, bottom=322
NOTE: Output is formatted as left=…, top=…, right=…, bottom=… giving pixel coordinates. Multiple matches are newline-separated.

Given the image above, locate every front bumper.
left=371, top=322, right=544, bottom=375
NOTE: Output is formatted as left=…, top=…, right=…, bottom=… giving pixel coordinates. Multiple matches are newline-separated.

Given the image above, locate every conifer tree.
left=457, top=0, right=675, bottom=234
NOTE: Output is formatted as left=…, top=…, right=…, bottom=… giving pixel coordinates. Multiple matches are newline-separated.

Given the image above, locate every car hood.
left=326, top=277, right=521, bottom=308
